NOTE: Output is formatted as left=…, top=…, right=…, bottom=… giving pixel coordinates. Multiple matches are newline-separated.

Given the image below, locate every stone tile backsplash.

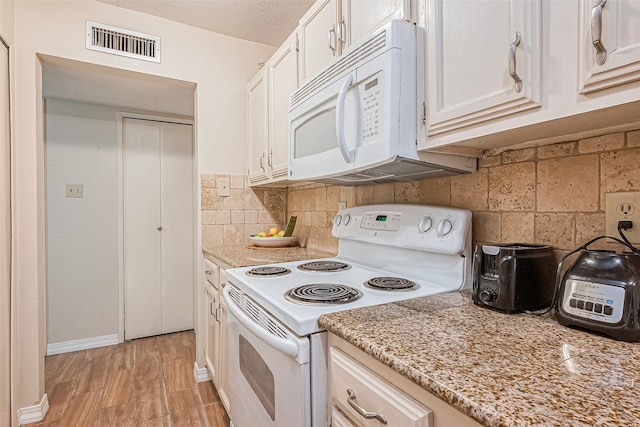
left=201, top=128, right=640, bottom=256
left=200, top=174, right=286, bottom=248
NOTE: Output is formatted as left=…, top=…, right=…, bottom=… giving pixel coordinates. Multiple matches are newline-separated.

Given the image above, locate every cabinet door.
left=344, top=0, right=410, bottom=47
left=218, top=293, right=230, bottom=413
left=0, top=39, right=9, bottom=427
left=578, top=0, right=640, bottom=93
left=299, top=0, right=340, bottom=82
left=268, top=33, right=299, bottom=181
left=247, top=71, right=269, bottom=184
left=426, top=0, right=541, bottom=136
left=205, top=286, right=219, bottom=384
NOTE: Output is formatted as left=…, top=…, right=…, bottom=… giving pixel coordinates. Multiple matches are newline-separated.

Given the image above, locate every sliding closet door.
left=123, top=118, right=194, bottom=340
left=123, top=119, right=162, bottom=339
left=0, top=38, right=11, bottom=427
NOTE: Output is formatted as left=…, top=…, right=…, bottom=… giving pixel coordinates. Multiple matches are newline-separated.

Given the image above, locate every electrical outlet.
left=65, top=183, right=83, bottom=198
left=605, top=192, right=640, bottom=244
left=218, top=177, right=230, bottom=197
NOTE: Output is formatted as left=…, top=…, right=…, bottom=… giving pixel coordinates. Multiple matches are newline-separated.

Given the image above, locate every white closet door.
left=123, top=119, right=194, bottom=340
left=159, top=122, right=193, bottom=334
left=0, top=39, right=11, bottom=427
left=124, top=119, right=163, bottom=339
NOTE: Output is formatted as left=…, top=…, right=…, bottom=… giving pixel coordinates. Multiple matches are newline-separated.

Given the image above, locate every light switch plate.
left=218, top=177, right=230, bottom=197
left=605, top=192, right=640, bottom=244
left=65, top=183, right=83, bottom=198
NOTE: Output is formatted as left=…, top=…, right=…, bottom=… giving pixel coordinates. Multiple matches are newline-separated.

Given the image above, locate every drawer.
left=204, top=259, right=219, bottom=288
left=329, top=347, right=433, bottom=427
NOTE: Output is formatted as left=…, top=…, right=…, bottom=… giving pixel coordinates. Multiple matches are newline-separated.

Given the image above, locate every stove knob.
left=436, top=219, right=453, bottom=236
left=418, top=216, right=433, bottom=233
left=343, top=214, right=351, bottom=225
left=479, top=288, right=498, bottom=304
left=333, top=215, right=342, bottom=226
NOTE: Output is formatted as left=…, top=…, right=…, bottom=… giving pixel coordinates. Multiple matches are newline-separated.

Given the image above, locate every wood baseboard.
left=17, top=393, right=48, bottom=425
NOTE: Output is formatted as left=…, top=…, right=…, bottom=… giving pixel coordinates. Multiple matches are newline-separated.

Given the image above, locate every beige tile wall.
left=200, top=174, right=287, bottom=247
left=286, top=128, right=640, bottom=255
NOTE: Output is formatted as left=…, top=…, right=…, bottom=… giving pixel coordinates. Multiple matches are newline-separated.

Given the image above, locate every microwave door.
left=288, top=74, right=358, bottom=181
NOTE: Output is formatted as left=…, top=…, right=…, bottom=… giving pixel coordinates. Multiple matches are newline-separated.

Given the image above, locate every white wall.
left=0, top=0, right=14, bottom=45
left=11, top=0, right=275, bottom=417
left=45, top=99, right=119, bottom=344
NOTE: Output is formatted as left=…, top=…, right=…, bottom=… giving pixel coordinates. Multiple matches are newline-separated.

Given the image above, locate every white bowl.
left=248, top=235, right=297, bottom=248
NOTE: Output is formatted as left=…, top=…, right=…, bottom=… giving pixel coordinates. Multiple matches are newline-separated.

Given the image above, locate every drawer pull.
left=346, top=389, right=387, bottom=424
left=205, top=270, right=213, bottom=275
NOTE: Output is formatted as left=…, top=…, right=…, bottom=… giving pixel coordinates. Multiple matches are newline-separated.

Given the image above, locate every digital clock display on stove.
left=376, top=215, right=387, bottom=222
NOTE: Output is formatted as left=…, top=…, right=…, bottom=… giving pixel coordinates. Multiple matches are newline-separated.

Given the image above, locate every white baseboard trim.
left=193, top=362, right=211, bottom=383
left=18, top=393, right=49, bottom=425
left=46, top=334, right=119, bottom=355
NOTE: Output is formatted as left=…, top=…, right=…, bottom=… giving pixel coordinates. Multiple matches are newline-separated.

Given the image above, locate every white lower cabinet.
left=203, top=258, right=230, bottom=413
left=328, top=334, right=482, bottom=427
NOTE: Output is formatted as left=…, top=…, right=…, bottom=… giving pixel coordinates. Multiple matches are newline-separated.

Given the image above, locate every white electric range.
left=223, top=204, right=472, bottom=427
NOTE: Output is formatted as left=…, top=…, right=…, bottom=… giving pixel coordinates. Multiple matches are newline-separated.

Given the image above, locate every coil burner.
left=285, top=284, right=363, bottom=305
left=297, top=261, right=351, bottom=272
left=364, top=277, right=418, bottom=291
left=245, top=266, right=292, bottom=277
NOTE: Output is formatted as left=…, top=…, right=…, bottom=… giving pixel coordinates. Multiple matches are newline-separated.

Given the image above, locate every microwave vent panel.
left=86, top=21, right=161, bottom=63
left=291, top=29, right=388, bottom=109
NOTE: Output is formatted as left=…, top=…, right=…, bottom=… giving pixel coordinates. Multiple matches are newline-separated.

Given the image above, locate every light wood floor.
left=34, top=330, right=230, bottom=426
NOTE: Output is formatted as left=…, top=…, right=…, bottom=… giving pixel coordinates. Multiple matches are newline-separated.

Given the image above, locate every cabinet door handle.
left=268, top=149, right=273, bottom=168
left=205, top=270, right=213, bottom=275
left=157, top=226, right=163, bottom=231
left=508, top=31, right=523, bottom=93
left=338, top=20, right=347, bottom=50
left=346, top=389, right=387, bottom=424
left=210, top=302, right=215, bottom=316
left=328, top=25, right=337, bottom=54
left=591, top=0, right=608, bottom=65
left=259, top=153, right=265, bottom=172
left=215, top=307, right=220, bottom=322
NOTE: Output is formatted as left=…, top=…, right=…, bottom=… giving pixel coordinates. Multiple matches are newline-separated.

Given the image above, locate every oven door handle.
left=223, top=286, right=300, bottom=359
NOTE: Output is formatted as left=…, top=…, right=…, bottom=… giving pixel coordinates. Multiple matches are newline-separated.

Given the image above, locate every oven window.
left=294, top=108, right=338, bottom=158
left=239, top=335, right=275, bottom=421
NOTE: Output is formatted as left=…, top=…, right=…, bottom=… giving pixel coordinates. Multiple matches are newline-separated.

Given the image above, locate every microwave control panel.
left=361, top=76, right=382, bottom=142
left=560, top=279, right=625, bottom=324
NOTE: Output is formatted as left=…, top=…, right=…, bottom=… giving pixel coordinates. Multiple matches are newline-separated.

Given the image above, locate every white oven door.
left=223, top=285, right=311, bottom=427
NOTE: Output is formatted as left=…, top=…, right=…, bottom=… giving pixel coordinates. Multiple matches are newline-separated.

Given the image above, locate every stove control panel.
left=360, top=212, right=401, bottom=231
left=332, top=204, right=472, bottom=255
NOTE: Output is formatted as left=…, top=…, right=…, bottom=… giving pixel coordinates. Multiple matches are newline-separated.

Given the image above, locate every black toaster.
left=555, top=248, right=640, bottom=342
left=472, top=244, right=556, bottom=313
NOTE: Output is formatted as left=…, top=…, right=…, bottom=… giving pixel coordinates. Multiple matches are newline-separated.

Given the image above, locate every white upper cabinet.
left=247, top=70, right=269, bottom=184
left=298, top=0, right=411, bottom=84
left=268, top=33, right=299, bottom=181
left=578, top=0, right=640, bottom=94
left=247, top=32, right=299, bottom=186
left=425, top=0, right=541, bottom=136
left=417, top=0, right=640, bottom=153
left=299, top=0, right=342, bottom=83
left=344, top=0, right=412, bottom=50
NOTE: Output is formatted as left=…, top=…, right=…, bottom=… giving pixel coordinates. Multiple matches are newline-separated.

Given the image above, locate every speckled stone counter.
left=202, top=244, right=335, bottom=268
left=319, top=292, right=640, bottom=427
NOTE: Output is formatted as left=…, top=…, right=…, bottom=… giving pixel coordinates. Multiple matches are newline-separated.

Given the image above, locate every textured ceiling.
left=96, top=0, right=316, bottom=46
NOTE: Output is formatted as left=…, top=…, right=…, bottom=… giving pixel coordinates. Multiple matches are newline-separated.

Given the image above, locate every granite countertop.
left=319, top=292, right=640, bottom=427
left=202, top=244, right=335, bottom=268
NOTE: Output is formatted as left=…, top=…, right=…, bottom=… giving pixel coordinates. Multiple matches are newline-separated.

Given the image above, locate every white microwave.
left=288, top=20, right=476, bottom=185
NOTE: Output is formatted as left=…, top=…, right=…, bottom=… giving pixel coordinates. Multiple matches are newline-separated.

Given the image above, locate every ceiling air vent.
left=86, top=21, right=161, bottom=63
